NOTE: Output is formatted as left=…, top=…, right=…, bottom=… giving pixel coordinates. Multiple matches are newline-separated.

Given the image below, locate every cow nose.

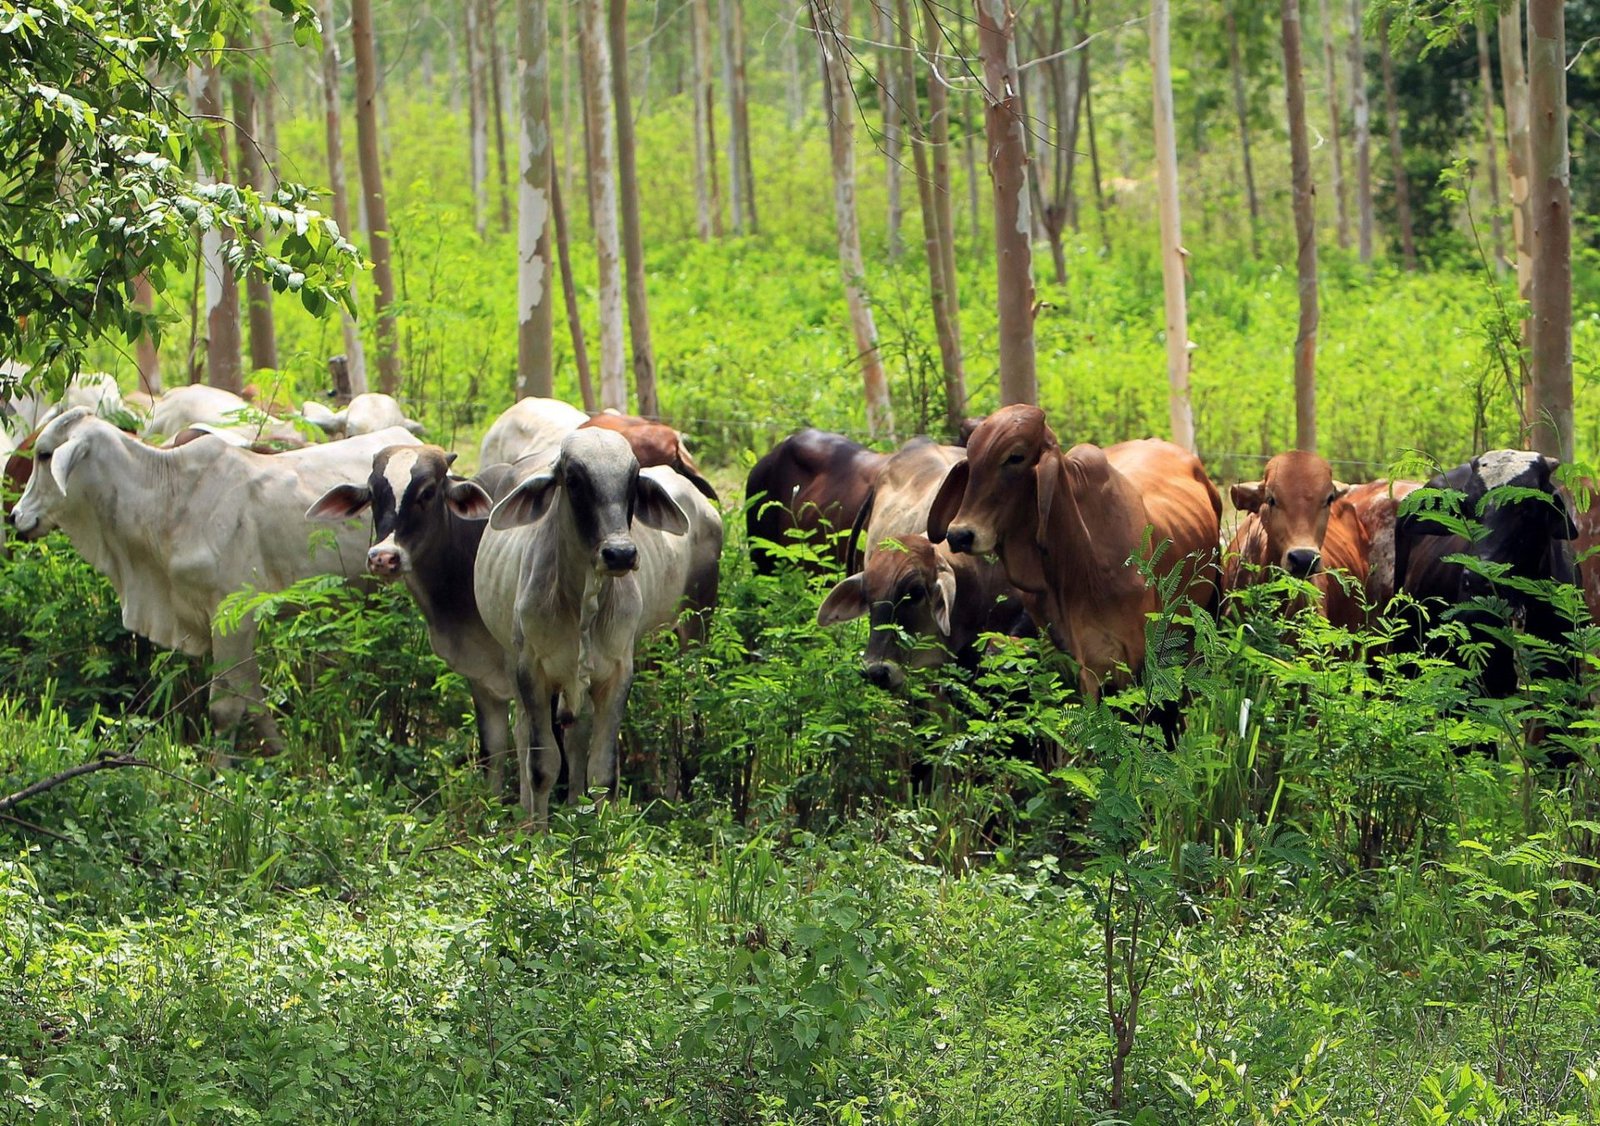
left=600, top=542, right=638, bottom=572
left=862, top=662, right=892, bottom=687
left=1285, top=548, right=1321, bottom=577
left=946, top=527, right=975, bottom=554
left=367, top=546, right=402, bottom=576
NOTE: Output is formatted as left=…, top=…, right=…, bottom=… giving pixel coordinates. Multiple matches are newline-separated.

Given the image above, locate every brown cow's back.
left=1105, top=439, right=1223, bottom=613
left=578, top=412, right=718, bottom=500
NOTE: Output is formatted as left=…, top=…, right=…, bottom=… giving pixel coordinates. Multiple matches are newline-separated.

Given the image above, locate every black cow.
left=1394, top=450, right=1583, bottom=710
left=308, top=445, right=516, bottom=792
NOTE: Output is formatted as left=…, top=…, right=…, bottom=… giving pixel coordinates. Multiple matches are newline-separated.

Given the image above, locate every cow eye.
left=1265, top=495, right=1276, bottom=508
left=1325, top=493, right=1337, bottom=507
left=1005, top=451, right=1026, bottom=466
left=905, top=584, right=926, bottom=601
left=416, top=485, right=436, bottom=504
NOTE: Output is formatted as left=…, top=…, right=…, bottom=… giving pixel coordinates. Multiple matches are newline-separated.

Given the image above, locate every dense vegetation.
left=6, top=2, right=1600, bottom=1123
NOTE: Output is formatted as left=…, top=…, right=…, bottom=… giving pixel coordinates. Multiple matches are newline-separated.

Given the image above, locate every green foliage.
left=0, top=0, right=359, bottom=385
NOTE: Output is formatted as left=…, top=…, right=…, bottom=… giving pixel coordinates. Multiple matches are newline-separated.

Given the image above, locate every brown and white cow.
left=308, top=446, right=517, bottom=793
left=745, top=429, right=888, bottom=574
left=1223, top=451, right=1370, bottom=629
left=820, top=437, right=1028, bottom=688
left=928, top=405, right=1221, bottom=699
left=1339, top=478, right=1423, bottom=610
left=579, top=412, right=719, bottom=501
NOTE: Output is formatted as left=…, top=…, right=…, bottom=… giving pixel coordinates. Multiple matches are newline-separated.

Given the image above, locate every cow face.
left=818, top=535, right=958, bottom=688
left=307, top=445, right=491, bottom=579
left=929, top=405, right=1056, bottom=589
left=1231, top=451, right=1349, bottom=578
left=10, top=407, right=100, bottom=540
left=1459, top=451, right=1576, bottom=597
left=488, top=429, right=688, bottom=574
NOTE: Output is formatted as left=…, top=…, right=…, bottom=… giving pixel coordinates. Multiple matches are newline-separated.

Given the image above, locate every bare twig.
left=0, top=755, right=150, bottom=814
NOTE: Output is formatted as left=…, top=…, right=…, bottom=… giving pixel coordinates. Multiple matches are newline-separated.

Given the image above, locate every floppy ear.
left=306, top=483, right=372, bottom=521
left=1231, top=481, right=1266, bottom=512
left=634, top=473, right=691, bottom=536
left=926, top=460, right=969, bottom=543
left=817, top=574, right=868, bottom=626
left=49, top=439, right=89, bottom=496
left=932, top=555, right=958, bottom=637
left=490, top=471, right=558, bottom=529
left=445, top=478, right=494, bottom=520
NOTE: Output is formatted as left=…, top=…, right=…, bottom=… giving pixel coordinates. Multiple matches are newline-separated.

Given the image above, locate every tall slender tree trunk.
left=467, top=0, right=490, bottom=237
left=1349, top=0, right=1373, bottom=263
left=551, top=164, right=597, bottom=410
left=731, top=0, right=757, bottom=232
left=578, top=0, right=628, bottom=411
left=352, top=0, right=401, bottom=393
left=188, top=62, right=243, bottom=394
left=719, top=0, right=755, bottom=234
left=1225, top=7, right=1260, bottom=258
left=814, top=0, right=894, bottom=437
left=517, top=0, right=555, bottom=398
left=962, top=89, right=981, bottom=253
left=922, top=0, right=962, bottom=371
left=1283, top=0, right=1319, bottom=452
left=896, top=0, right=965, bottom=433
left=487, top=0, right=513, bottom=233
left=230, top=43, right=278, bottom=374
left=1377, top=16, right=1417, bottom=269
left=1527, top=0, right=1571, bottom=461
left=1084, top=47, right=1110, bottom=253
left=1474, top=17, right=1506, bottom=274
left=977, top=0, right=1037, bottom=407
left=1150, top=0, right=1191, bottom=448
left=1498, top=0, right=1533, bottom=371
left=876, top=2, right=903, bottom=261
left=784, top=13, right=803, bottom=129
left=319, top=0, right=369, bottom=395
left=561, top=0, right=576, bottom=205
left=1318, top=0, right=1349, bottom=250
left=610, top=0, right=659, bottom=415
left=691, top=0, right=723, bottom=239
left=134, top=272, right=162, bottom=396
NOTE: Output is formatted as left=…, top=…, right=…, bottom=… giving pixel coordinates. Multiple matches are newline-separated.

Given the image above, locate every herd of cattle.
left=3, top=377, right=1596, bottom=823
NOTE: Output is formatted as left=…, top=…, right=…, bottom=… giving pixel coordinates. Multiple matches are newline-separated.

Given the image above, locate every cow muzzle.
left=944, top=524, right=993, bottom=555
left=598, top=539, right=639, bottom=575
left=862, top=660, right=905, bottom=690
left=9, top=505, right=47, bottom=541
left=367, top=544, right=406, bottom=579
left=1284, top=548, right=1321, bottom=578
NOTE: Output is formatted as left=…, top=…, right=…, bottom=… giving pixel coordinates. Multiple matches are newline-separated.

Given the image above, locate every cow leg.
left=470, top=679, right=513, bottom=799
left=586, top=664, right=633, bottom=801
left=514, top=664, right=561, bottom=828
left=209, top=616, right=281, bottom=764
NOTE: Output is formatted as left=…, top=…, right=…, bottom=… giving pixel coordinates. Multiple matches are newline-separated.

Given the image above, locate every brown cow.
left=745, top=429, right=888, bottom=574
left=1223, top=452, right=1370, bottom=629
left=928, top=405, right=1221, bottom=699
left=578, top=412, right=718, bottom=501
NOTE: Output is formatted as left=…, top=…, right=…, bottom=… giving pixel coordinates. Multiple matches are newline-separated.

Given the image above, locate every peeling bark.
left=517, top=0, right=555, bottom=398
left=188, top=61, right=242, bottom=394
left=319, top=0, right=369, bottom=395
left=352, top=0, right=401, bottom=392
left=579, top=0, right=628, bottom=411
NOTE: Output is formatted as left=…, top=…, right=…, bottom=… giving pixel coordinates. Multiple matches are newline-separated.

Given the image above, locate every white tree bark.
left=579, top=0, right=628, bottom=411
left=1150, top=0, right=1192, bottom=449
left=517, top=0, right=555, bottom=398
left=319, top=0, right=368, bottom=394
left=188, top=61, right=243, bottom=394
left=815, top=0, right=893, bottom=438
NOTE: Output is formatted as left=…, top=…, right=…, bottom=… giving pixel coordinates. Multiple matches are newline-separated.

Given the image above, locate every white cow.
left=304, top=392, right=426, bottom=438
left=143, top=385, right=304, bottom=447
left=11, top=408, right=421, bottom=750
left=3, top=368, right=125, bottom=443
left=478, top=397, right=588, bottom=468
left=470, top=429, right=723, bottom=824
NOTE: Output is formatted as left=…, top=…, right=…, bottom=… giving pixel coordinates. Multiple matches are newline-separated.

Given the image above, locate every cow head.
left=9, top=407, right=104, bottom=540
left=818, top=535, right=958, bottom=689
left=1461, top=451, right=1575, bottom=597
left=928, top=404, right=1056, bottom=592
left=1231, top=451, right=1349, bottom=578
left=307, top=445, right=491, bottom=579
left=486, top=428, right=688, bottom=575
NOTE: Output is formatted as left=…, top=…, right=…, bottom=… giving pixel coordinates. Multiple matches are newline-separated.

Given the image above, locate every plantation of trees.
left=3, top=0, right=1600, bottom=1121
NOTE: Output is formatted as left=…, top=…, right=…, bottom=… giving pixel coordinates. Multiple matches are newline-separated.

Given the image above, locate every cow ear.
left=306, top=483, right=372, bottom=522
left=404, top=419, right=427, bottom=436
left=490, top=471, right=558, bottom=529
left=1231, top=481, right=1266, bottom=512
left=445, top=478, right=494, bottom=520
left=49, top=440, right=88, bottom=496
left=927, top=460, right=969, bottom=543
left=444, top=451, right=459, bottom=467
left=1332, top=481, right=1351, bottom=500
left=316, top=410, right=348, bottom=436
left=634, top=473, right=690, bottom=536
left=933, top=556, right=958, bottom=637
left=817, top=574, right=867, bottom=626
